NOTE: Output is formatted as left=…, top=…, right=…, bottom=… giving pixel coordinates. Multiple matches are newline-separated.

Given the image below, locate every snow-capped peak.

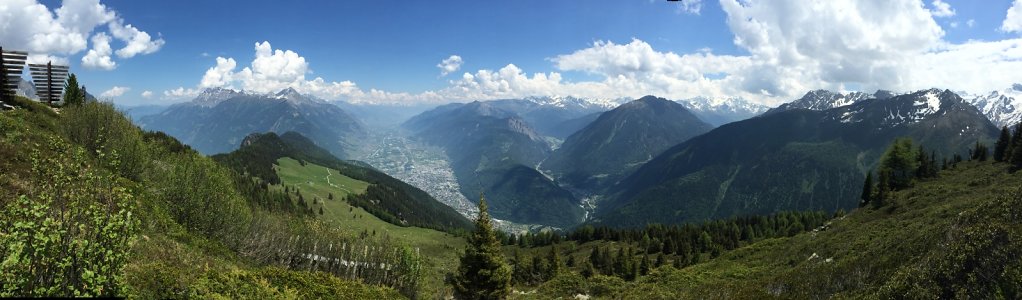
left=521, top=95, right=624, bottom=110
left=680, top=96, right=770, bottom=114
left=193, top=87, right=242, bottom=107
left=962, top=84, right=1022, bottom=127
left=273, top=87, right=303, bottom=100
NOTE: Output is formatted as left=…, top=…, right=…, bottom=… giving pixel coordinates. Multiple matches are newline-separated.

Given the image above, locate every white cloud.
left=141, top=90, right=153, bottom=98
left=108, top=18, right=165, bottom=58
left=949, top=21, right=959, bottom=28
left=81, top=32, right=116, bottom=70
left=437, top=55, right=463, bottom=76
left=675, top=0, right=702, bottom=15
left=0, top=0, right=161, bottom=69
left=162, top=87, right=200, bottom=100
left=99, top=86, right=129, bottom=98
left=967, top=19, right=976, bottom=28
left=200, top=57, right=238, bottom=88
left=1004, top=0, right=1022, bottom=33
left=930, top=0, right=955, bottom=17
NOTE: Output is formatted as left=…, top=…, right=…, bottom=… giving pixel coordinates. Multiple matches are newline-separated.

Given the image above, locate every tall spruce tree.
left=875, top=169, right=891, bottom=208
left=1007, top=124, right=1022, bottom=162
left=860, top=172, right=874, bottom=207
left=452, top=196, right=512, bottom=300
left=995, top=126, right=1011, bottom=162
left=63, top=73, right=85, bottom=106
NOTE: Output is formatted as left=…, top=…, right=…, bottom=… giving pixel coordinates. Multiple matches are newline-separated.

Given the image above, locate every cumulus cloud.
left=437, top=55, right=463, bottom=76
left=108, top=18, right=165, bottom=58
left=81, top=32, right=116, bottom=70
left=99, top=86, right=129, bottom=98
left=141, top=90, right=153, bottom=98
left=930, top=0, right=955, bottom=17
left=1004, top=0, right=1022, bottom=33
left=200, top=57, right=238, bottom=88
left=0, top=0, right=162, bottom=69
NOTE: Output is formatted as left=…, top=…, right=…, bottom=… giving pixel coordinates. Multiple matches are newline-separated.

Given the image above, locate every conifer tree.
left=1008, top=124, right=1022, bottom=161
left=63, top=73, right=85, bottom=106
left=875, top=169, right=891, bottom=208
left=452, top=197, right=512, bottom=300
left=995, top=126, right=1011, bottom=162
left=860, top=172, right=874, bottom=207
left=546, top=246, right=561, bottom=280
left=655, top=253, right=665, bottom=268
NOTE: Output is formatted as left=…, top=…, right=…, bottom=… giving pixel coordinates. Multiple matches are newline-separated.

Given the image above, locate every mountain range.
left=677, top=96, right=770, bottom=126
left=594, top=89, right=998, bottom=227
left=139, top=87, right=367, bottom=158
left=961, top=84, right=1022, bottom=128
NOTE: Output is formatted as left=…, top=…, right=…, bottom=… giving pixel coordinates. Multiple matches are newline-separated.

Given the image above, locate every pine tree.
left=1011, top=137, right=1022, bottom=170
left=874, top=169, right=891, bottom=208
left=63, top=73, right=85, bottom=106
left=566, top=253, right=575, bottom=268
left=995, top=126, right=1011, bottom=162
left=1008, top=124, right=1022, bottom=161
left=655, top=253, right=665, bottom=268
left=546, top=245, right=561, bottom=280
left=859, top=172, right=874, bottom=208
left=452, top=197, right=512, bottom=300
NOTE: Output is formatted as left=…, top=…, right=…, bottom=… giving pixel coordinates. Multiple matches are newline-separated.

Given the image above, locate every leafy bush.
left=149, top=153, right=252, bottom=247
left=0, top=136, right=137, bottom=297
left=60, top=101, right=149, bottom=181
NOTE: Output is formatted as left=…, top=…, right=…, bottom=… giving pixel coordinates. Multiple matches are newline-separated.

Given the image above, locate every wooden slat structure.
left=1, top=47, right=28, bottom=102
left=28, top=61, right=70, bottom=105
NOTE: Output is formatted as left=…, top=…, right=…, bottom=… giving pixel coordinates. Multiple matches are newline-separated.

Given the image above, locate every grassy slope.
left=0, top=98, right=403, bottom=299
left=273, top=157, right=467, bottom=298
left=518, top=160, right=1022, bottom=299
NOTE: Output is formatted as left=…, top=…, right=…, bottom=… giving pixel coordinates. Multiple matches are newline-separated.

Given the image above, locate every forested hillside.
left=497, top=143, right=1022, bottom=299
left=212, top=131, right=472, bottom=233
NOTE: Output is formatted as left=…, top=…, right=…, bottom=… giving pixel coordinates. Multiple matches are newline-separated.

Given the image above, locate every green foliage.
left=0, top=136, right=137, bottom=297
left=60, top=101, right=148, bottom=181
left=150, top=153, right=252, bottom=248
left=995, top=126, right=1011, bottom=162
left=880, top=137, right=919, bottom=189
left=860, top=172, right=874, bottom=207
left=452, top=198, right=512, bottom=299
left=62, top=73, right=85, bottom=106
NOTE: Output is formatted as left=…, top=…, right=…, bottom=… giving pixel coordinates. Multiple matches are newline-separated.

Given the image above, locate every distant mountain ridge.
left=596, top=89, right=998, bottom=227
left=140, top=87, right=367, bottom=158
left=677, top=96, right=770, bottom=126
left=543, top=96, right=714, bottom=191
left=766, top=89, right=896, bottom=114
left=962, top=84, right=1022, bottom=128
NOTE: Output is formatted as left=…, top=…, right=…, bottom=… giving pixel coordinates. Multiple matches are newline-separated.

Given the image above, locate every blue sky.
left=5, top=0, right=1022, bottom=105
